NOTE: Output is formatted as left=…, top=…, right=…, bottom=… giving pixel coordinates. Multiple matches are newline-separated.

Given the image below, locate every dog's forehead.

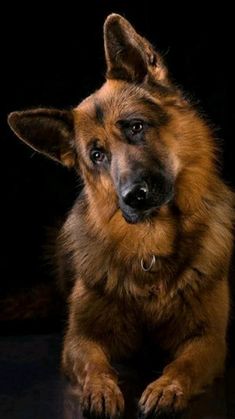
left=74, top=80, right=164, bottom=125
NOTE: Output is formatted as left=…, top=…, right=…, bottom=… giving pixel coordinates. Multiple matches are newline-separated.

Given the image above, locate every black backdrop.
left=1, top=2, right=233, bottom=337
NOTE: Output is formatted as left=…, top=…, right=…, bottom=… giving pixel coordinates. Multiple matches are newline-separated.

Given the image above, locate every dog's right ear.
left=104, top=14, right=169, bottom=84
left=8, top=108, right=76, bottom=167
left=104, top=14, right=147, bottom=83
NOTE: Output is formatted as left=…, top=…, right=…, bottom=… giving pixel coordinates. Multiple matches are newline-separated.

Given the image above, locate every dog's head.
left=8, top=14, right=215, bottom=223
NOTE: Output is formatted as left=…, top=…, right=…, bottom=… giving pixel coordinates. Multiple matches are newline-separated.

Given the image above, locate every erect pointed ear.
left=8, top=108, right=76, bottom=167
left=104, top=14, right=168, bottom=84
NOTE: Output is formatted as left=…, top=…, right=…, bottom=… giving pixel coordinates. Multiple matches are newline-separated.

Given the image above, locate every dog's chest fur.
left=60, top=196, right=204, bottom=329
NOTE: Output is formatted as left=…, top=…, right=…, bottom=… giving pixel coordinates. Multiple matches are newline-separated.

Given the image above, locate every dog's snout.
left=121, top=181, right=149, bottom=209
left=118, top=169, right=174, bottom=219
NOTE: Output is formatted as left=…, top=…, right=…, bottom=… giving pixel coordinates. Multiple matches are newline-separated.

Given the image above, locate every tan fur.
left=62, top=38, right=234, bottom=419
left=60, top=74, right=234, bottom=415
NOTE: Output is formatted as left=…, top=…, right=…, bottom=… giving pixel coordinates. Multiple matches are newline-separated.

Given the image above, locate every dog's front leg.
left=139, top=333, right=226, bottom=417
left=62, top=283, right=125, bottom=418
left=63, top=334, right=124, bottom=418
left=139, top=275, right=229, bottom=417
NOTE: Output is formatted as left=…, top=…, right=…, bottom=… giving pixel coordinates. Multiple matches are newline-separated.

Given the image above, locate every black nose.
left=121, top=181, right=149, bottom=209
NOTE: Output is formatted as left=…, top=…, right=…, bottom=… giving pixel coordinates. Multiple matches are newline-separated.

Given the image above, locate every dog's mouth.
left=121, top=207, right=160, bottom=224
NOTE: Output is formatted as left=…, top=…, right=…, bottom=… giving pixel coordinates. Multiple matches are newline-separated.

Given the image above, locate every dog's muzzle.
left=119, top=173, right=174, bottom=223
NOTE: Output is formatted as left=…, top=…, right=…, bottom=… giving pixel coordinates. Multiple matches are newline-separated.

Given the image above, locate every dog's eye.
left=117, top=118, right=146, bottom=143
left=90, top=149, right=106, bottom=164
left=130, top=121, right=144, bottom=134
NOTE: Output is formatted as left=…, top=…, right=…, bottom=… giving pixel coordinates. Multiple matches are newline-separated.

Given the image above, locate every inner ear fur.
left=8, top=108, right=76, bottom=167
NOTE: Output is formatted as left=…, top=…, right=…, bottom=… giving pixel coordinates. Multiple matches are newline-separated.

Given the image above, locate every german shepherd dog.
left=8, top=14, right=234, bottom=418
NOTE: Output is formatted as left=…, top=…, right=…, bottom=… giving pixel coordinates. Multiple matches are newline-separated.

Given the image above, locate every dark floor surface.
left=0, top=333, right=235, bottom=419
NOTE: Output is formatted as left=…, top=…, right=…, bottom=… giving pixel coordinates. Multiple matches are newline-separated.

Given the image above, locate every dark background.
left=0, top=2, right=234, bottom=344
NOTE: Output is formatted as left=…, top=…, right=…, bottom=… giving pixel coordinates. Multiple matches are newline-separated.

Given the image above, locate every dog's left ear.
left=104, top=14, right=168, bottom=84
left=8, top=108, right=76, bottom=167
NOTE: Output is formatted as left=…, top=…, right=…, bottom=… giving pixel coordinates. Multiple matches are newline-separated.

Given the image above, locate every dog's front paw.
left=139, top=375, right=187, bottom=418
left=81, top=374, right=124, bottom=418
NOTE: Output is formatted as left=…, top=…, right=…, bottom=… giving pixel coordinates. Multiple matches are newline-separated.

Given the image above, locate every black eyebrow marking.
left=138, top=96, right=161, bottom=110
left=137, top=96, right=170, bottom=125
left=87, top=138, right=103, bottom=151
left=95, top=102, right=105, bottom=125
